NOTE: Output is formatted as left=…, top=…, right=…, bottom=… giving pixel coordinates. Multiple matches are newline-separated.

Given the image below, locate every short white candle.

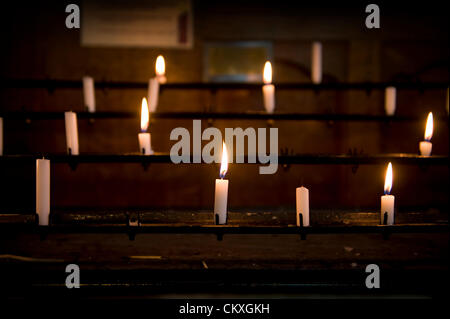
left=262, top=61, right=275, bottom=113
left=419, top=112, right=433, bottom=156
left=138, top=97, right=153, bottom=155
left=36, top=158, right=50, bottom=226
left=214, top=142, right=229, bottom=225
left=148, top=78, right=160, bottom=113
left=0, top=117, right=3, bottom=156
left=64, top=111, right=79, bottom=155
left=155, top=55, right=167, bottom=84
left=311, top=41, right=322, bottom=84
left=82, top=76, right=96, bottom=113
left=296, top=186, right=310, bottom=226
left=380, top=162, right=395, bottom=225
left=384, top=86, right=396, bottom=116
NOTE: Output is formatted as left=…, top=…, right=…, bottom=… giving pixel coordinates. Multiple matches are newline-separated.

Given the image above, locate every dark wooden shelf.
left=0, top=153, right=447, bottom=166
left=2, top=78, right=448, bottom=90
left=2, top=110, right=448, bottom=122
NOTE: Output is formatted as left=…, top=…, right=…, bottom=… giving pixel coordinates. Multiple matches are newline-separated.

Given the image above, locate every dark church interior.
left=0, top=0, right=448, bottom=312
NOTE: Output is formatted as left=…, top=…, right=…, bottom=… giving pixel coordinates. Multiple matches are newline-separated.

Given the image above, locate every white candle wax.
left=214, top=179, right=229, bottom=225
left=311, top=42, right=322, bottom=84
left=138, top=132, right=153, bottom=155
left=0, top=117, right=3, bottom=156
left=157, top=74, right=167, bottom=84
left=380, top=195, right=395, bottom=225
left=36, top=159, right=50, bottom=226
left=419, top=141, right=432, bottom=156
left=296, top=186, right=310, bottom=226
left=82, top=76, right=96, bottom=113
left=385, top=86, right=396, bottom=116
left=262, top=84, right=275, bottom=113
left=148, top=78, right=160, bottom=113
left=64, top=111, right=79, bottom=155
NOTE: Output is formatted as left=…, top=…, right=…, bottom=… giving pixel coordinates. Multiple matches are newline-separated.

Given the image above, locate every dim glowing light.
left=424, top=112, right=433, bottom=141
left=384, top=162, right=393, bottom=195
left=263, top=61, right=272, bottom=84
left=140, top=97, right=149, bottom=132
left=219, top=142, right=228, bottom=179
left=155, top=55, right=165, bottom=76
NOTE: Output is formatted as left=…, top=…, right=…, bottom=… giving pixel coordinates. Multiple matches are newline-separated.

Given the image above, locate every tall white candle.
left=262, top=61, right=275, bottom=113
left=148, top=78, right=160, bottom=113
left=64, top=111, right=79, bottom=155
left=36, top=158, right=50, bottom=226
left=296, top=186, right=310, bottom=226
left=380, top=162, right=395, bottom=225
left=82, top=76, right=96, bottom=113
left=419, top=112, right=433, bottom=156
left=214, top=142, right=229, bottom=225
left=0, top=117, right=3, bottom=156
left=385, top=86, right=396, bottom=116
left=138, top=97, right=153, bottom=155
left=311, top=41, right=322, bottom=84
left=155, top=55, right=167, bottom=84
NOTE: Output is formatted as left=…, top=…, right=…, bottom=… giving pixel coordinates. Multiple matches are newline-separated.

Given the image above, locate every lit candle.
left=419, top=112, right=433, bottom=156
left=214, top=142, right=229, bottom=225
left=0, top=117, right=3, bottom=156
left=296, top=186, right=310, bottom=226
left=138, top=97, right=153, bottom=155
left=384, top=86, right=396, bottom=116
left=148, top=78, right=159, bottom=113
left=262, top=61, right=275, bottom=113
left=380, top=162, right=395, bottom=225
left=155, top=55, right=167, bottom=84
left=311, top=41, right=322, bottom=84
left=36, top=158, right=50, bottom=226
left=82, top=76, right=96, bottom=113
left=64, top=111, right=79, bottom=155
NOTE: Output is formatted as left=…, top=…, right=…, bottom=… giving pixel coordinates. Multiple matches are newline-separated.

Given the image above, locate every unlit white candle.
left=36, top=159, right=50, bottom=226
left=0, top=117, right=3, bottom=156
left=311, top=42, right=322, bottom=84
left=64, top=111, right=79, bottom=155
left=138, top=132, right=153, bottom=155
left=296, top=186, right=310, bottom=226
left=82, top=76, right=96, bottom=113
left=385, top=86, right=396, bottom=116
left=148, top=78, right=160, bottom=113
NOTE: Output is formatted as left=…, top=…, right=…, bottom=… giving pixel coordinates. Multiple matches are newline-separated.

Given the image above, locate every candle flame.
left=140, top=97, right=149, bottom=132
left=263, top=61, right=272, bottom=84
left=219, top=142, right=228, bottom=179
left=155, top=55, right=165, bottom=76
left=424, top=112, right=433, bottom=141
left=384, top=162, right=393, bottom=195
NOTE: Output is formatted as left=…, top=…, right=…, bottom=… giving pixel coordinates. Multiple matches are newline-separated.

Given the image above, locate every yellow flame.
left=140, top=97, right=149, bottom=132
left=424, top=112, right=433, bottom=141
left=263, top=61, right=272, bottom=84
left=155, top=55, right=165, bottom=76
left=219, top=142, right=228, bottom=178
left=384, top=162, right=393, bottom=194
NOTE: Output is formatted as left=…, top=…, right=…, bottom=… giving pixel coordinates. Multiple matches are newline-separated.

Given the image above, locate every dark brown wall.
left=0, top=1, right=448, bottom=211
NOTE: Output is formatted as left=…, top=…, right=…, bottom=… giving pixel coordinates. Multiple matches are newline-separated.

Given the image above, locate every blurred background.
left=0, top=0, right=448, bottom=213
